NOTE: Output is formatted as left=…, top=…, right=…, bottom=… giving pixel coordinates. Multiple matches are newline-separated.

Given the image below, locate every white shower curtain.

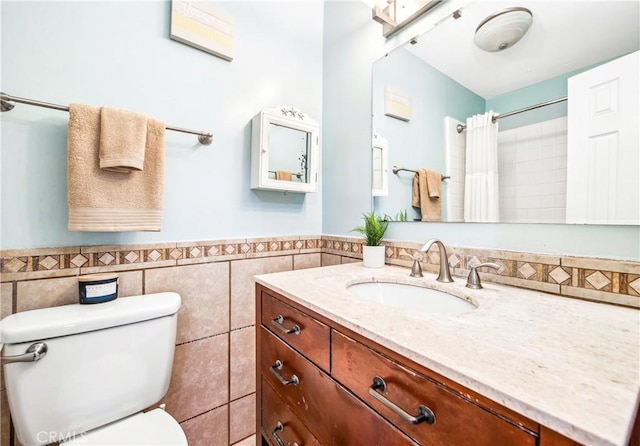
left=463, top=112, right=500, bottom=222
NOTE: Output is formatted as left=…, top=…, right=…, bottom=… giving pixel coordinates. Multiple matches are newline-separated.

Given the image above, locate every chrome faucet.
left=419, top=239, right=454, bottom=282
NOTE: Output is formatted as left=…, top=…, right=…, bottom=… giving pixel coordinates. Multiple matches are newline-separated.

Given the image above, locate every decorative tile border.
left=345, top=237, right=639, bottom=308
left=0, top=236, right=323, bottom=281
left=1, top=235, right=638, bottom=308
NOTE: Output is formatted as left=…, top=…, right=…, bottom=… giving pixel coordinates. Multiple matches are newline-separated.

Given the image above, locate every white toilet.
left=0, top=292, right=188, bottom=446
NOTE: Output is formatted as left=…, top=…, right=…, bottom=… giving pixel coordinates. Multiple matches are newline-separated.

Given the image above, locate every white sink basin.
left=347, top=282, right=476, bottom=315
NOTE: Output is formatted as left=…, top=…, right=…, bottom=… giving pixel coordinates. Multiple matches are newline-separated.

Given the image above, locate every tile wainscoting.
left=1, top=235, right=638, bottom=446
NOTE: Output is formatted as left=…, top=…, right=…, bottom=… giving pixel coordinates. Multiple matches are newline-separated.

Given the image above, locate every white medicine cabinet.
left=251, top=106, right=319, bottom=193
left=372, top=133, right=389, bottom=196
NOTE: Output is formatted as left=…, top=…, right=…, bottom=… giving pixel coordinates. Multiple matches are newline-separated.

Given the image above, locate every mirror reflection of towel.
left=276, top=170, right=292, bottom=181
left=412, top=169, right=442, bottom=221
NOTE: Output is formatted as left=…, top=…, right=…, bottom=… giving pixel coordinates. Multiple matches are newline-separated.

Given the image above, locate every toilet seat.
left=63, top=409, right=188, bottom=445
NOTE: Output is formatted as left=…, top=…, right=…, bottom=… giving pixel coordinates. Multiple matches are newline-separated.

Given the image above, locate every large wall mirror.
left=372, top=0, right=639, bottom=225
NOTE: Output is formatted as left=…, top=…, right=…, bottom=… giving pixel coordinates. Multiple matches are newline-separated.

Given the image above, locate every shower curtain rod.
left=0, top=92, right=213, bottom=145
left=456, top=96, right=568, bottom=133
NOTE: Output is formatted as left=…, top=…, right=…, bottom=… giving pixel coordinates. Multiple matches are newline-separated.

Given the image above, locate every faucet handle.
left=401, top=251, right=422, bottom=261
left=466, top=262, right=500, bottom=289
left=401, top=251, right=423, bottom=277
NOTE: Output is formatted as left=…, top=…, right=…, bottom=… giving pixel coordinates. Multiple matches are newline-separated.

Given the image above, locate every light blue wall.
left=486, top=70, right=569, bottom=130
left=1, top=1, right=324, bottom=249
left=321, top=0, right=383, bottom=236
left=321, top=1, right=639, bottom=261
left=2, top=1, right=638, bottom=260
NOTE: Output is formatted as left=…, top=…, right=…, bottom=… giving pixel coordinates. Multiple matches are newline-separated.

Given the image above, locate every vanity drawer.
left=261, top=291, right=330, bottom=371
left=332, top=330, right=537, bottom=446
left=260, top=327, right=418, bottom=446
left=262, top=377, right=322, bottom=446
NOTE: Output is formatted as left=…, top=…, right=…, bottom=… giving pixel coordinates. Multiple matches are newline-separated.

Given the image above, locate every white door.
left=566, top=51, right=639, bottom=224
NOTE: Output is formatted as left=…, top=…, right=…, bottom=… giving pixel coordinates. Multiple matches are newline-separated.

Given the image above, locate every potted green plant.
left=352, top=212, right=389, bottom=268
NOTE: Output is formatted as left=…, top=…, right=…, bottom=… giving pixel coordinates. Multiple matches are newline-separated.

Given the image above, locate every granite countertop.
left=255, top=263, right=640, bottom=446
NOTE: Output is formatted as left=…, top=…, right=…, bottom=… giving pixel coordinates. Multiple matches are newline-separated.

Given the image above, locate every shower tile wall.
left=499, top=117, right=568, bottom=223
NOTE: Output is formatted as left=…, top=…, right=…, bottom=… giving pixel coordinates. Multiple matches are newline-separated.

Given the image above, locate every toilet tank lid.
left=0, top=292, right=181, bottom=344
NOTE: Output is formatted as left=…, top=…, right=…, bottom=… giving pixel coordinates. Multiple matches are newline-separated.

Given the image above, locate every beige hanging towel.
left=67, top=103, right=165, bottom=232
left=412, top=168, right=442, bottom=222
left=276, top=170, right=293, bottom=181
left=99, top=106, right=148, bottom=173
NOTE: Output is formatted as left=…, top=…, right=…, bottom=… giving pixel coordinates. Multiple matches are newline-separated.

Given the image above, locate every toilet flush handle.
left=1, top=342, right=48, bottom=364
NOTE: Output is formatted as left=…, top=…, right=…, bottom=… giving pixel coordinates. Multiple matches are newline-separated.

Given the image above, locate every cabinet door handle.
left=369, top=376, right=436, bottom=425
left=270, top=360, right=300, bottom=386
left=272, top=314, right=301, bottom=335
left=271, top=422, right=300, bottom=446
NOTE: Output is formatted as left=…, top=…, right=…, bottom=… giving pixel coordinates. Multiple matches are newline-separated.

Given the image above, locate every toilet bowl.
left=0, top=292, right=188, bottom=446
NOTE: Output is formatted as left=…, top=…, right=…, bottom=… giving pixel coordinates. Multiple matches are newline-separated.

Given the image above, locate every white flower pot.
left=362, top=245, right=385, bottom=268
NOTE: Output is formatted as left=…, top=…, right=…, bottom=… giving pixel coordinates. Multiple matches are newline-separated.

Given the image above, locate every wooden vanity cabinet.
left=261, top=377, right=323, bottom=446
left=332, top=330, right=537, bottom=446
left=256, top=284, right=587, bottom=446
left=258, top=289, right=416, bottom=446
left=260, top=292, right=330, bottom=371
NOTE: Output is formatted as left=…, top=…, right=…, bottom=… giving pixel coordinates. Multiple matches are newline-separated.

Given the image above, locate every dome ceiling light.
left=474, top=7, right=533, bottom=52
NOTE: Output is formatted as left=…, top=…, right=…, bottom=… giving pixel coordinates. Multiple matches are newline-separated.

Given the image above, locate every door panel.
left=566, top=50, right=639, bottom=224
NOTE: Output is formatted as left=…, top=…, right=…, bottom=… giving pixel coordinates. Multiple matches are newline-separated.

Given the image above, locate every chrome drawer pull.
left=272, top=314, right=301, bottom=335
left=1, top=342, right=48, bottom=365
left=271, top=422, right=285, bottom=446
left=271, top=422, right=300, bottom=446
left=270, top=360, right=300, bottom=386
left=369, top=376, right=436, bottom=425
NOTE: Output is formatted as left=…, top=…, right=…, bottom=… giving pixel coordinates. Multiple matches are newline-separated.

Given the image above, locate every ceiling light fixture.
left=474, top=7, right=533, bottom=52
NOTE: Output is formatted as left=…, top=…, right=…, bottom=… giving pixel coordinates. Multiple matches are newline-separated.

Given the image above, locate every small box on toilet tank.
left=78, top=273, right=118, bottom=304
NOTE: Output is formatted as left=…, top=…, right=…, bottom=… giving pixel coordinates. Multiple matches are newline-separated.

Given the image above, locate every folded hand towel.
left=99, top=106, right=148, bottom=173
left=412, top=168, right=441, bottom=222
left=425, top=169, right=441, bottom=198
left=68, top=103, right=165, bottom=232
left=276, top=170, right=293, bottom=181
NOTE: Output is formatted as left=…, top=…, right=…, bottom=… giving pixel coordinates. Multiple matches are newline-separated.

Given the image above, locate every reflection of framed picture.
left=170, top=1, right=235, bottom=61
left=384, top=85, right=411, bottom=121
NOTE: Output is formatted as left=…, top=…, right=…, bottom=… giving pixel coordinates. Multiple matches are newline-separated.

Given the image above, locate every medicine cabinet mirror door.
left=372, top=133, right=389, bottom=197
left=251, top=106, right=319, bottom=193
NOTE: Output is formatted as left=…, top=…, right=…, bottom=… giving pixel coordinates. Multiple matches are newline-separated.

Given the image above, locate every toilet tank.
left=0, top=292, right=181, bottom=446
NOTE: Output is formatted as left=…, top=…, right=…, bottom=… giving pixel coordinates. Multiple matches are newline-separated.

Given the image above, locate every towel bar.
left=268, top=170, right=303, bottom=180
left=0, top=92, right=213, bottom=146
left=392, top=166, right=450, bottom=180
